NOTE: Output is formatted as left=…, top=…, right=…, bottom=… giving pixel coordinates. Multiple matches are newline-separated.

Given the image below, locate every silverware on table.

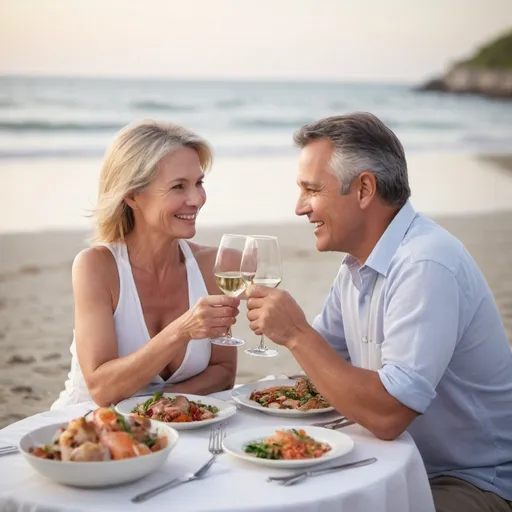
left=0, top=445, right=18, bottom=457
left=328, top=419, right=355, bottom=430
left=312, top=417, right=355, bottom=430
left=131, top=425, right=225, bottom=503
left=267, top=457, right=378, bottom=486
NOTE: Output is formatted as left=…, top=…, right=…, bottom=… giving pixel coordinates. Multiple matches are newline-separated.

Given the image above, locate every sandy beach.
left=1, top=153, right=512, bottom=429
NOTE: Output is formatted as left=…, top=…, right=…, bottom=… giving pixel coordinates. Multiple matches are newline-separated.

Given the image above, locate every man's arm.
left=286, top=328, right=416, bottom=440
left=253, top=259, right=461, bottom=440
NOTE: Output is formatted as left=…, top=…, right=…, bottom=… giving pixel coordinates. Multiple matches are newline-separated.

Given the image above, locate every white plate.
left=115, top=393, right=236, bottom=430
left=222, top=425, right=354, bottom=469
left=19, top=420, right=178, bottom=488
left=231, top=379, right=335, bottom=417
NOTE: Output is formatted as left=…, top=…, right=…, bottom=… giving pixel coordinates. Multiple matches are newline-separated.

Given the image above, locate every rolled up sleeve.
left=378, top=260, right=461, bottom=414
left=312, top=269, right=350, bottom=362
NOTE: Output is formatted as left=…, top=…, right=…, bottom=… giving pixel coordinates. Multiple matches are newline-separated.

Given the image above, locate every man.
left=245, top=112, right=512, bottom=512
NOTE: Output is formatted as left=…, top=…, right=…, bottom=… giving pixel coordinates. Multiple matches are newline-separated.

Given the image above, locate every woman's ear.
left=124, top=195, right=138, bottom=210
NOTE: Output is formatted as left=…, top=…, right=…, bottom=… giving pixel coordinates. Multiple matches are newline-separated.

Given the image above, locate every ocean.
left=1, top=75, right=512, bottom=161
left=2, top=76, right=512, bottom=234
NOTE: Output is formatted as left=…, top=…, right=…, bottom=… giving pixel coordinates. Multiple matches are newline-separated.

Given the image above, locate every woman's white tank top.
left=51, top=240, right=211, bottom=409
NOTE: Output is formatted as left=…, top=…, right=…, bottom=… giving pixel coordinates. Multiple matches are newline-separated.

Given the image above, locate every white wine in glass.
left=211, top=234, right=246, bottom=347
left=241, top=235, right=282, bottom=357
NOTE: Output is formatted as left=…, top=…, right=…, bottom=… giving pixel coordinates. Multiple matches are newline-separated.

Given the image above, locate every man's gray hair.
left=293, top=112, right=410, bottom=206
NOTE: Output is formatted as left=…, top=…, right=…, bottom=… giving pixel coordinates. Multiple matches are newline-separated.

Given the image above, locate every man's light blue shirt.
left=313, top=200, right=512, bottom=500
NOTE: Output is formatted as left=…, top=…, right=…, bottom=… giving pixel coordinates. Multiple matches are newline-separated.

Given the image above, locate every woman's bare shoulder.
left=72, top=246, right=117, bottom=280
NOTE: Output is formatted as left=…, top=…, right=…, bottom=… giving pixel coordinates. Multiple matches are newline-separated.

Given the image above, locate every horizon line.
left=0, top=72, right=420, bottom=86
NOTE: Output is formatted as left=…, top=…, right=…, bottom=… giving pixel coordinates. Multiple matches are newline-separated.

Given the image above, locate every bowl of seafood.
left=18, top=407, right=179, bottom=487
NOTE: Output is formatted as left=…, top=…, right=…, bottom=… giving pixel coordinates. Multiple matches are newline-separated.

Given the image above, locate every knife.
left=0, top=447, right=18, bottom=457
left=267, top=457, right=378, bottom=486
left=131, top=456, right=216, bottom=503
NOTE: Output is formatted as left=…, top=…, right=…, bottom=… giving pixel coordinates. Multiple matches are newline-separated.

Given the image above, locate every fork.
left=0, top=445, right=18, bottom=457
left=208, top=426, right=225, bottom=455
left=131, top=425, right=225, bottom=503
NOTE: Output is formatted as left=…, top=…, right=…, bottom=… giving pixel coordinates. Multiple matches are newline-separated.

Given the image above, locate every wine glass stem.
left=258, top=335, right=267, bottom=350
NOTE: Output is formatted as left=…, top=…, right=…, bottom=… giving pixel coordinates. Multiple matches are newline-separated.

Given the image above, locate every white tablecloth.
left=0, top=390, right=435, bottom=512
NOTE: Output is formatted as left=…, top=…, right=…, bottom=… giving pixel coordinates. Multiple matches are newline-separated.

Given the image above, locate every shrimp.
left=69, top=441, right=111, bottom=462
left=59, top=417, right=98, bottom=461
left=150, top=436, right=168, bottom=453
left=267, top=430, right=296, bottom=444
left=99, top=431, right=149, bottom=460
left=92, top=407, right=122, bottom=432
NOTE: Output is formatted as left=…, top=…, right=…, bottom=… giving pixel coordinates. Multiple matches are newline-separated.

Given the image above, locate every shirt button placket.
left=360, top=272, right=370, bottom=345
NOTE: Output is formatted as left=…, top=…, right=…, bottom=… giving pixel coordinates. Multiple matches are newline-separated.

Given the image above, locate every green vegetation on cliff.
left=460, top=29, right=512, bottom=69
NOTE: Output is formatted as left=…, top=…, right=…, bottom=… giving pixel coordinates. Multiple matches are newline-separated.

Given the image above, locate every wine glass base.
left=244, top=347, right=279, bottom=357
left=210, top=336, right=245, bottom=347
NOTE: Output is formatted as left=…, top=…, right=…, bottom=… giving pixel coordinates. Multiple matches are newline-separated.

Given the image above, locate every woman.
left=52, top=120, right=240, bottom=409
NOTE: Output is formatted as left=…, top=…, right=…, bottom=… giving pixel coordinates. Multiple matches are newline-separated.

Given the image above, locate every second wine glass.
left=241, top=235, right=282, bottom=357
left=211, top=234, right=246, bottom=347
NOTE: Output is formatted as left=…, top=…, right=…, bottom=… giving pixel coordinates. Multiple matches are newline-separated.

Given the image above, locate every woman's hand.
left=173, top=295, right=240, bottom=340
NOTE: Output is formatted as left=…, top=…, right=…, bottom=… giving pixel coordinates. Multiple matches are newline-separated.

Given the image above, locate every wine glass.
left=241, top=235, right=282, bottom=357
left=210, top=234, right=247, bottom=347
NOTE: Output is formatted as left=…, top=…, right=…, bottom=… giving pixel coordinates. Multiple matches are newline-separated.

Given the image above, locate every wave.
left=329, top=102, right=347, bottom=110
left=1, top=137, right=512, bottom=161
left=0, top=147, right=106, bottom=159
left=0, top=144, right=297, bottom=161
left=232, top=118, right=315, bottom=130
left=131, top=100, right=196, bottom=112
left=216, top=99, right=245, bottom=109
left=383, top=118, right=465, bottom=131
left=0, top=121, right=123, bottom=132
left=0, top=99, right=18, bottom=107
left=461, top=133, right=512, bottom=147
left=34, top=97, right=86, bottom=107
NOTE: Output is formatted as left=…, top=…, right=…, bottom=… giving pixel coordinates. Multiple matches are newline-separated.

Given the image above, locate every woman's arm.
left=73, top=247, right=238, bottom=406
left=164, top=345, right=236, bottom=394
left=164, top=245, right=238, bottom=394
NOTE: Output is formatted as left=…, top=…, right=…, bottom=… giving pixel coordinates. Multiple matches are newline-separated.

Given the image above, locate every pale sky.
left=1, top=0, right=511, bottom=82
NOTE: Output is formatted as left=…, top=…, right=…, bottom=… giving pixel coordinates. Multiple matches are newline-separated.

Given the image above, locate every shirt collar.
left=343, top=200, right=417, bottom=277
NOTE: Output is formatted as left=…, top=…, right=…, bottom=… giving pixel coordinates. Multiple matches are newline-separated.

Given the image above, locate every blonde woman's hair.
left=91, top=119, right=212, bottom=244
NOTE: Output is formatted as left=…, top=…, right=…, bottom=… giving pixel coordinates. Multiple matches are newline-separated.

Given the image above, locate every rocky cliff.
left=418, top=29, right=512, bottom=99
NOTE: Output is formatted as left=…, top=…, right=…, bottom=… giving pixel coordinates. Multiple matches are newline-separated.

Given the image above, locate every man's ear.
left=358, top=172, right=377, bottom=209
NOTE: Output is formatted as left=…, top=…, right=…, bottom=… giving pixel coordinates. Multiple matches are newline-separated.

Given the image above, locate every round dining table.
left=0, top=388, right=435, bottom=512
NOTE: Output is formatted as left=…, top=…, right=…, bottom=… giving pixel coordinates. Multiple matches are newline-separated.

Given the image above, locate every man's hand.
left=245, top=285, right=309, bottom=346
